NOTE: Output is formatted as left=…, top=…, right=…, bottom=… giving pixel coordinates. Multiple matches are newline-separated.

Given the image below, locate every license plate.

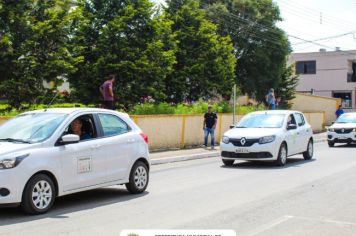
left=338, top=137, right=347, bottom=140
left=236, top=148, right=249, bottom=153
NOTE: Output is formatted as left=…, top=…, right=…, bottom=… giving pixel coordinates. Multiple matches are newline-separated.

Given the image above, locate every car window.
left=98, top=114, right=130, bottom=136
left=62, top=115, right=97, bottom=141
left=295, top=113, right=305, bottom=127
left=287, top=114, right=297, bottom=126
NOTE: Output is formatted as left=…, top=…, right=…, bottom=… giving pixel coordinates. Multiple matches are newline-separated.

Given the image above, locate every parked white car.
left=0, top=108, right=150, bottom=214
left=327, top=112, right=356, bottom=147
left=220, top=110, right=314, bottom=166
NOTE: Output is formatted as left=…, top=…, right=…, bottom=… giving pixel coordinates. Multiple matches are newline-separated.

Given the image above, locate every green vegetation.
left=0, top=102, right=264, bottom=117
left=1, top=0, right=292, bottom=109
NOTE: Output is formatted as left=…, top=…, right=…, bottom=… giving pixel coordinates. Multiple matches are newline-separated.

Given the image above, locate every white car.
left=220, top=110, right=314, bottom=166
left=327, top=112, right=356, bottom=147
left=0, top=108, right=150, bottom=214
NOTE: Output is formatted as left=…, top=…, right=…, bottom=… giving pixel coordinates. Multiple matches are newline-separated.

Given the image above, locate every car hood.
left=0, top=142, right=39, bottom=157
left=330, top=123, right=356, bottom=129
left=224, top=128, right=280, bottom=139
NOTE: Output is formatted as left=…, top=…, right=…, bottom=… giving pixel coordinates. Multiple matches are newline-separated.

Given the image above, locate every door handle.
left=91, top=144, right=101, bottom=149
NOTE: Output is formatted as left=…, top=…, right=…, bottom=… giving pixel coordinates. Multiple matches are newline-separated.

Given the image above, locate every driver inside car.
left=70, top=118, right=92, bottom=140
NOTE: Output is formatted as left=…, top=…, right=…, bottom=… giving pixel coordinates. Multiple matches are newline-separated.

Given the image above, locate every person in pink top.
left=100, top=74, right=116, bottom=110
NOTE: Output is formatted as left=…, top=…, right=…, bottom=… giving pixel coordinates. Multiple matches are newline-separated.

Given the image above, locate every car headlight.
left=328, top=128, right=335, bottom=132
left=259, top=135, right=276, bottom=144
left=222, top=136, right=230, bottom=144
left=0, top=153, right=29, bottom=169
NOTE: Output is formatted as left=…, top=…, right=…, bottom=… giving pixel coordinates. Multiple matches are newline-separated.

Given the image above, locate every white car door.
left=97, top=113, right=135, bottom=182
left=285, top=114, right=298, bottom=155
left=57, top=114, right=107, bottom=192
left=294, top=113, right=310, bottom=153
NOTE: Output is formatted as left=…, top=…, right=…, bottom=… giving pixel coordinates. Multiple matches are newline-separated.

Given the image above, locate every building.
left=289, top=49, right=356, bottom=109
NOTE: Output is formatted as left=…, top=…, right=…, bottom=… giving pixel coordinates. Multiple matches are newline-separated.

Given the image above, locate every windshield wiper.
left=235, top=126, right=247, bottom=128
left=0, top=138, right=32, bottom=144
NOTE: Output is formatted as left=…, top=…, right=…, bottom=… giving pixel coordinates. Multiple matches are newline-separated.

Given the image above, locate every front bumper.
left=328, top=131, right=356, bottom=143
left=0, top=168, right=25, bottom=205
left=220, top=141, right=279, bottom=161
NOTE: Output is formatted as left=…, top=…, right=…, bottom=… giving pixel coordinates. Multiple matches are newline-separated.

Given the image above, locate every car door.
left=294, top=113, right=310, bottom=153
left=57, top=114, right=108, bottom=192
left=97, top=113, right=136, bottom=182
left=285, top=114, right=298, bottom=155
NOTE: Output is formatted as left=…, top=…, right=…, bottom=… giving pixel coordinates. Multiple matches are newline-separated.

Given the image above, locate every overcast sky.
left=151, top=0, right=356, bottom=53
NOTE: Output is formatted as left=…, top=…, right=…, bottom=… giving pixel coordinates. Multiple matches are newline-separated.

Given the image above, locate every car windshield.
left=236, top=114, right=285, bottom=128
left=336, top=114, right=356, bottom=123
left=0, top=113, right=67, bottom=143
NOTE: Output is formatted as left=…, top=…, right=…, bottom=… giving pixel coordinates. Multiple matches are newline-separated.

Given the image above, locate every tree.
left=275, top=64, right=299, bottom=109
left=201, top=0, right=291, bottom=102
left=163, top=0, right=236, bottom=103
left=69, top=0, right=176, bottom=108
left=0, top=0, right=75, bottom=108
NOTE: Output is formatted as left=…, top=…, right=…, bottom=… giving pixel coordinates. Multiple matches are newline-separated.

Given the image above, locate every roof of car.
left=22, top=107, right=128, bottom=116
left=250, top=110, right=302, bottom=115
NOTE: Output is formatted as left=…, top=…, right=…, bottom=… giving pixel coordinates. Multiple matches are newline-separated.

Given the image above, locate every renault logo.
left=240, top=138, right=246, bottom=146
left=342, top=129, right=345, bottom=133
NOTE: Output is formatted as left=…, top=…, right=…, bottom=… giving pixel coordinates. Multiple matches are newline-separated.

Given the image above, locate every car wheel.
left=276, top=143, right=287, bottom=166
left=126, top=161, right=149, bottom=194
left=328, top=141, right=335, bottom=147
left=21, top=174, right=56, bottom=214
left=222, top=159, right=234, bottom=166
left=303, top=139, right=313, bottom=160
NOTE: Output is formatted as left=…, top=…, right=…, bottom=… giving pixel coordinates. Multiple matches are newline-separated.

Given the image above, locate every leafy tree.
left=275, top=64, right=298, bottom=109
left=0, top=0, right=75, bottom=108
left=201, top=0, right=291, bottom=102
left=163, top=0, right=236, bottom=103
left=69, top=0, right=176, bottom=109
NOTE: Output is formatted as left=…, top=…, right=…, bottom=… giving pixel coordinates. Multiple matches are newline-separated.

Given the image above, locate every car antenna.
left=44, top=90, right=59, bottom=112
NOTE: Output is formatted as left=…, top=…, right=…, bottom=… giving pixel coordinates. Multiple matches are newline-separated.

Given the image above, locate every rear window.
left=98, top=114, right=130, bottom=136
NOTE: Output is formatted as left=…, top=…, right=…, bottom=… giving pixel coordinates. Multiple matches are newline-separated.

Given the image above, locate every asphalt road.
left=1, top=142, right=356, bottom=236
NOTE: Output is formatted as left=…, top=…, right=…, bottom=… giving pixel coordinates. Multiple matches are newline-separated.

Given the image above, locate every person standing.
left=266, top=88, right=276, bottom=110
left=203, top=105, right=218, bottom=149
left=335, top=105, right=344, bottom=118
left=100, top=74, right=116, bottom=110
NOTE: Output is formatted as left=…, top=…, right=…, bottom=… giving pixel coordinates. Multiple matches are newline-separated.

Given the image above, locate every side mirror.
left=229, top=125, right=235, bottom=129
left=60, top=134, right=80, bottom=145
left=287, top=124, right=297, bottom=130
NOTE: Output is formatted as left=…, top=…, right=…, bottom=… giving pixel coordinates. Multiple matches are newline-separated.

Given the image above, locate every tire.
left=303, top=139, right=314, bottom=160
left=222, top=159, right=235, bottom=166
left=276, top=143, right=288, bottom=166
left=328, top=141, right=335, bottom=147
left=21, top=174, right=56, bottom=214
left=126, top=161, right=149, bottom=194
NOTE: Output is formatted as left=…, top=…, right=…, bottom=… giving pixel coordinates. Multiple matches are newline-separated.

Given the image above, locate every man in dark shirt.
left=203, top=105, right=218, bottom=149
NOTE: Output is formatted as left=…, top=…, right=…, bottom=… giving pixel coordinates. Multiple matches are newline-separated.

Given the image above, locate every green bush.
left=0, top=101, right=265, bottom=117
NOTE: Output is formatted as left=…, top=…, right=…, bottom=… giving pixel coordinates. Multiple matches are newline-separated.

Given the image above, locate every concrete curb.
left=151, top=138, right=327, bottom=165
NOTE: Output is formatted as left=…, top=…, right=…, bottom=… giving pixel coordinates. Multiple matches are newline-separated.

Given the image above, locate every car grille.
left=229, top=138, right=259, bottom=147
left=335, top=129, right=353, bottom=134
left=221, top=151, right=272, bottom=159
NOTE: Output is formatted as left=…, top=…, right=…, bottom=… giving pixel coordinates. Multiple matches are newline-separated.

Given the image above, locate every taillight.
left=140, top=132, right=148, bottom=144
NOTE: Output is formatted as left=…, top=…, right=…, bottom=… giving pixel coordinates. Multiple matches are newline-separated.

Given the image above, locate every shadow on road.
left=0, top=187, right=148, bottom=226
left=221, top=156, right=316, bottom=169
left=332, top=143, right=356, bottom=148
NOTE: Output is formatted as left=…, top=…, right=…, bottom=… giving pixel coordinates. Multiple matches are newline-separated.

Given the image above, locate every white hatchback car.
left=220, top=110, right=314, bottom=166
left=327, top=112, right=356, bottom=147
left=0, top=108, right=150, bottom=214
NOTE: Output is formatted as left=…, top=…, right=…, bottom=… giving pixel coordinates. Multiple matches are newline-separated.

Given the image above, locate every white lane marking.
left=286, top=215, right=356, bottom=227
left=242, top=215, right=292, bottom=236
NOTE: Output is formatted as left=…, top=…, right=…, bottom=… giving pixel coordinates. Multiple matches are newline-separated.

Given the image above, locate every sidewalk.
left=150, top=132, right=327, bottom=165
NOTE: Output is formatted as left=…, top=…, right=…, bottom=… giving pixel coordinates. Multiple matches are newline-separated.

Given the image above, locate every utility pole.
left=233, top=84, right=236, bottom=125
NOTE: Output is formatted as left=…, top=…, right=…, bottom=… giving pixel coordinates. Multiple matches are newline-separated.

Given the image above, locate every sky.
left=151, top=0, right=356, bottom=53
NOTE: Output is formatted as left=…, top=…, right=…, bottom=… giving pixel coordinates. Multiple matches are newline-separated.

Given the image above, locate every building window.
left=296, top=61, right=316, bottom=74
left=333, top=92, right=352, bottom=108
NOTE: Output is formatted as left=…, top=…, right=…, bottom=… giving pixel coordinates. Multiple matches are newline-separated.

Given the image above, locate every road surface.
left=1, top=142, right=356, bottom=236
